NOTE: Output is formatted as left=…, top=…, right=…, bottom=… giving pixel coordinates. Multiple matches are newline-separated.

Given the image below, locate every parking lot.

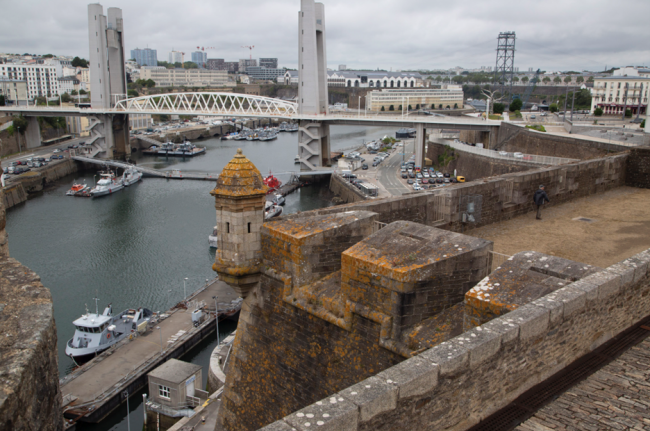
left=1, top=140, right=82, bottom=184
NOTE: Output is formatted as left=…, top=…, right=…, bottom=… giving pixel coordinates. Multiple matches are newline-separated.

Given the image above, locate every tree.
left=145, top=79, right=155, bottom=88
left=435, top=76, right=442, bottom=83
left=128, top=89, right=139, bottom=97
left=453, top=103, right=458, bottom=109
left=71, top=89, right=78, bottom=96
left=522, top=76, right=529, bottom=84
left=79, top=89, right=87, bottom=95
left=576, top=76, right=584, bottom=84
left=42, top=54, right=54, bottom=58
left=625, top=108, right=632, bottom=118
left=36, top=96, right=47, bottom=106
left=564, top=76, right=572, bottom=84
left=389, top=105, right=394, bottom=111
left=0, top=95, right=4, bottom=106
left=593, top=107, right=603, bottom=116
left=398, top=105, right=402, bottom=111
left=408, top=105, right=412, bottom=111
left=381, top=106, right=385, bottom=111
left=61, top=93, right=72, bottom=103
left=509, top=98, right=523, bottom=112
left=183, top=61, right=198, bottom=69
left=12, top=115, right=28, bottom=135
left=587, top=76, right=594, bottom=83
left=641, top=119, right=645, bottom=128
left=542, top=77, right=551, bottom=84
left=493, top=103, right=505, bottom=114
left=512, top=76, right=519, bottom=83
left=439, top=104, right=443, bottom=109
left=553, top=77, right=561, bottom=85
left=71, top=56, right=88, bottom=68
left=550, top=103, right=559, bottom=113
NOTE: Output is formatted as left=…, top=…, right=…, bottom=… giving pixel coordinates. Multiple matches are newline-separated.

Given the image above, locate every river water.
left=5, top=124, right=397, bottom=431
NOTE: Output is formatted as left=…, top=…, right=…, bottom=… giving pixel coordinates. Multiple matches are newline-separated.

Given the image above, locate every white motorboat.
left=90, top=171, right=124, bottom=197
left=122, top=166, right=143, bottom=186
left=272, top=194, right=285, bottom=206
left=66, top=181, right=89, bottom=196
left=264, top=201, right=283, bottom=220
left=65, top=301, right=153, bottom=363
left=209, top=226, right=218, bottom=249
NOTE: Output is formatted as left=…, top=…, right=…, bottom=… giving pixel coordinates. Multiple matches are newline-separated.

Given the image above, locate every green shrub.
left=594, top=107, right=603, bottom=116
left=492, top=103, right=505, bottom=114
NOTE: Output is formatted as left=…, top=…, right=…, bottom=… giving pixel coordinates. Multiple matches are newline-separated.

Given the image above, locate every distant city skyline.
left=1, top=0, right=649, bottom=72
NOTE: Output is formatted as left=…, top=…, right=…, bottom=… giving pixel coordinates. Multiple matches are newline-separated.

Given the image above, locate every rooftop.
left=148, top=358, right=202, bottom=384
left=210, top=148, right=268, bottom=198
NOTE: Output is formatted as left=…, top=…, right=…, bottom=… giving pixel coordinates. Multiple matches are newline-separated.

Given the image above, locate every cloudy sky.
left=2, top=0, right=649, bottom=72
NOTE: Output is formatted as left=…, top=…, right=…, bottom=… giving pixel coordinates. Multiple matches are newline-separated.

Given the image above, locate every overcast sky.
left=2, top=0, right=649, bottom=72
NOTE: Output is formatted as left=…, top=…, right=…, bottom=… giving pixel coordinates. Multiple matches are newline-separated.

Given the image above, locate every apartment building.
left=591, top=76, right=650, bottom=116
left=367, top=85, right=464, bottom=111
left=139, top=67, right=232, bottom=88
left=0, top=64, right=60, bottom=98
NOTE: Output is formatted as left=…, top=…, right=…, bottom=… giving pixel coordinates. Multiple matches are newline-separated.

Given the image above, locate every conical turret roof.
left=211, top=148, right=269, bottom=197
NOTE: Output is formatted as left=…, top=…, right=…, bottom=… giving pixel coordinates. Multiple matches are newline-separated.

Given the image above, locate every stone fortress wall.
left=0, top=188, right=62, bottom=430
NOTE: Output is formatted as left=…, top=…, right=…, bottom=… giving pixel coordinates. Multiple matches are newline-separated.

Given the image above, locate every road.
left=377, top=140, right=414, bottom=196
left=1, top=136, right=86, bottom=168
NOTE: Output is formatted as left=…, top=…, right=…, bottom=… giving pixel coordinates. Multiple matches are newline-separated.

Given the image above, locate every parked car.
left=362, top=164, right=368, bottom=170
left=513, top=152, right=524, bottom=159
left=372, top=161, right=380, bottom=167
left=401, top=172, right=408, bottom=179
left=53, top=149, right=61, bottom=153
left=443, top=173, right=450, bottom=178
left=407, top=179, right=414, bottom=185
left=436, top=178, right=443, bottom=184
left=436, top=172, right=443, bottom=178
left=422, top=179, right=429, bottom=184
left=408, top=171, right=415, bottom=178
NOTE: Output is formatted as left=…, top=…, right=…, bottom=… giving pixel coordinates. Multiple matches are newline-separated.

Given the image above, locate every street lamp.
left=212, top=296, right=220, bottom=345
left=122, top=390, right=131, bottom=431
left=183, top=277, right=188, bottom=300
left=156, top=326, right=162, bottom=355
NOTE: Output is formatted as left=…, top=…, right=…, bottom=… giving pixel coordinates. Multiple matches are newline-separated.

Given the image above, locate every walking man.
left=533, top=185, right=550, bottom=220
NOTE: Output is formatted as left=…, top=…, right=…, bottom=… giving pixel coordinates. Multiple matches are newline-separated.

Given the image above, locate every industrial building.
left=367, top=85, right=464, bottom=111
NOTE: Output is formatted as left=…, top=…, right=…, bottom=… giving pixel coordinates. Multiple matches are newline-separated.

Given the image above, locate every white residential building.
left=58, top=76, right=80, bottom=94
left=139, top=67, right=233, bottom=88
left=0, top=64, right=60, bottom=98
left=129, top=113, right=153, bottom=130
left=591, top=76, right=649, bottom=116
left=327, top=70, right=424, bottom=88
left=169, top=51, right=184, bottom=64
left=367, top=85, right=464, bottom=111
left=612, top=66, right=650, bottom=77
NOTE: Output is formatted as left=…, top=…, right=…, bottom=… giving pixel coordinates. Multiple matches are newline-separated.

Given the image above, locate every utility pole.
left=570, top=87, right=575, bottom=122
left=562, top=86, right=569, bottom=122
left=635, top=84, right=644, bottom=121
left=621, top=83, right=629, bottom=121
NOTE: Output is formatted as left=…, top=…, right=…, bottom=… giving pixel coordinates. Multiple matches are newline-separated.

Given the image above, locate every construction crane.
left=196, top=47, right=216, bottom=51
left=241, top=45, right=255, bottom=60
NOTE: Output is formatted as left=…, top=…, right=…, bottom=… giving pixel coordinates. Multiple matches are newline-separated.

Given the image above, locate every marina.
left=61, top=278, right=241, bottom=426
left=141, top=141, right=207, bottom=157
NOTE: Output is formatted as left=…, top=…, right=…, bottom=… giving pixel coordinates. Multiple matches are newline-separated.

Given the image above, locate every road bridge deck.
left=60, top=279, right=240, bottom=424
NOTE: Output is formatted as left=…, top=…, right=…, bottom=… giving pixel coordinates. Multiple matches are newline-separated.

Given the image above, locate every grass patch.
left=526, top=125, right=546, bottom=132
left=488, top=114, right=503, bottom=120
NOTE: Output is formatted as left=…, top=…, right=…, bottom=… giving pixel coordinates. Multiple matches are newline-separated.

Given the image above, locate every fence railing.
left=489, top=251, right=513, bottom=272
left=444, top=140, right=578, bottom=166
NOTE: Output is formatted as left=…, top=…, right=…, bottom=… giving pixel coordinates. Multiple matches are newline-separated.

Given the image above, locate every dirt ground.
left=469, top=186, right=650, bottom=268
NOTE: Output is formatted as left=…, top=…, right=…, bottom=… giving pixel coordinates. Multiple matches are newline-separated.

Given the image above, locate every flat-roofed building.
left=259, top=58, right=278, bottom=69
left=327, top=70, right=423, bottom=88
left=0, top=78, right=28, bottom=103
left=0, top=64, right=59, bottom=98
left=139, top=67, right=233, bottom=88
left=129, top=113, right=153, bottom=130
left=591, top=76, right=650, bottom=116
left=367, top=85, right=464, bottom=111
left=246, top=66, right=286, bottom=81
left=131, top=48, right=158, bottom=67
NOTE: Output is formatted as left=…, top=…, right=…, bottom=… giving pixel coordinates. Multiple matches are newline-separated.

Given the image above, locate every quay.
left=60, top=278, right=241, bottom=426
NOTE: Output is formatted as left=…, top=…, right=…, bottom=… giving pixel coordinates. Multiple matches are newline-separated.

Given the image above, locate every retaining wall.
left=2, top=183, right=28, bottom=210
left=329, top=173, right=368, bottom=203
left=260, top=248, right=650, bottom=431
left=626, top=147, right=650, bottom=188
left=496, top=122, right=629, bottom=159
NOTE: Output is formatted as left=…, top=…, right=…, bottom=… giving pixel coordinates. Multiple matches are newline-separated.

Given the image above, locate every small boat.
left=272, top=194, right=285, bottom=206
left=209, top=226, right=218, bottom=249
left=66, top=181, right=89, bottom=196
left=65, top=301, right=153, bottom=363
left=294, top=155, right=300, bottom=164
left=287, top=123, right=299, bottom=132
left=263, top=171, right=282, bottom=194
left=122, top=167, right=143, bottom=186
left=90, top=171, right=124, bottom=198
left=265, top=201, right=283, bottom=220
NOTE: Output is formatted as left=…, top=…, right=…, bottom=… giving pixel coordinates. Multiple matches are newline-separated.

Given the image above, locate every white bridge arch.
left=114, top=92, right=298, bottom=117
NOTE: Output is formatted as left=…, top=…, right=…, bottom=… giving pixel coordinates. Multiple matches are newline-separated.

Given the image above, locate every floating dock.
left=60, top=278, right=241, bottom=426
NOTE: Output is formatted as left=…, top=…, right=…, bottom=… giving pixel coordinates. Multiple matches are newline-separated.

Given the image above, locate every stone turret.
left=211, top=148, right=268, bottom=297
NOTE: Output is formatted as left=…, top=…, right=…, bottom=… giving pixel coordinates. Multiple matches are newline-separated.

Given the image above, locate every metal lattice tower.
left=494, top=32, right=516, bottom=103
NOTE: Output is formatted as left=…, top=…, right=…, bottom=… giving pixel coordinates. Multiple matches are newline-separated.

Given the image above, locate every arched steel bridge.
left=114, top=92, right=298, bottom=117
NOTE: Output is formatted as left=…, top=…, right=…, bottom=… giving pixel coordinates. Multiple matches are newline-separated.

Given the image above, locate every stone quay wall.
left=0, top=185, right=61, bottom=430
left=2, top=183, right=28, bottom=210
left=260, top=248, right=650, bottom=431
left=625, top=147, right=650, bottom=188
left=280, top=153, right=628, bottom=232
left=329, top=173, right=368, bottom=203
left=496, top=122, right=630, bottom=159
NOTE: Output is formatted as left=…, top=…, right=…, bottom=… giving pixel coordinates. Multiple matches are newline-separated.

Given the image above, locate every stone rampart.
left=280, top=153, right=628, bottom=232
left=9, top=159, right=79, bottom=197
left=329, top=173, right=367, bottom=203
left=426, top=141, right=536, bottom=181
left=2, top=183, right=28, bottom=210
left=496, top=122, right=629, bottom=159
left=626, top=147, right=650, bottom=188
left=260, top=248, right=650, bottom=431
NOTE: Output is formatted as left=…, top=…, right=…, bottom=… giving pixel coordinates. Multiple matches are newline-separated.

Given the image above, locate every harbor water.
left=5, top=124, right=396, bottom=430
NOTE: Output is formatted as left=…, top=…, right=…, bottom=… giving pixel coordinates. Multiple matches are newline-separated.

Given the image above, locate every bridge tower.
left=297, top=0, right=331, bottom=171
left=87, top=4, right=130, bottom=160
left=210, top=148, right=268, bottom=298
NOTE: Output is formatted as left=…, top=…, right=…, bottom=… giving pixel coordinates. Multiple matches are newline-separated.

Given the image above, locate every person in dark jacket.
left=533, top=185, right=550, bottom=220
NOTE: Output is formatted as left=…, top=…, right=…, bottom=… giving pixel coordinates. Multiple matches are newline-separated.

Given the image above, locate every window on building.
left=159, top=385, right=171, bottom=399
left=247, top=222, right=251, bottom=233
left=226, top=222, right=230, bottom=233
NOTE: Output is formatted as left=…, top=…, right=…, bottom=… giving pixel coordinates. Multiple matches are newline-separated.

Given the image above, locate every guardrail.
left=444, top=140, right=578, bottom=166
